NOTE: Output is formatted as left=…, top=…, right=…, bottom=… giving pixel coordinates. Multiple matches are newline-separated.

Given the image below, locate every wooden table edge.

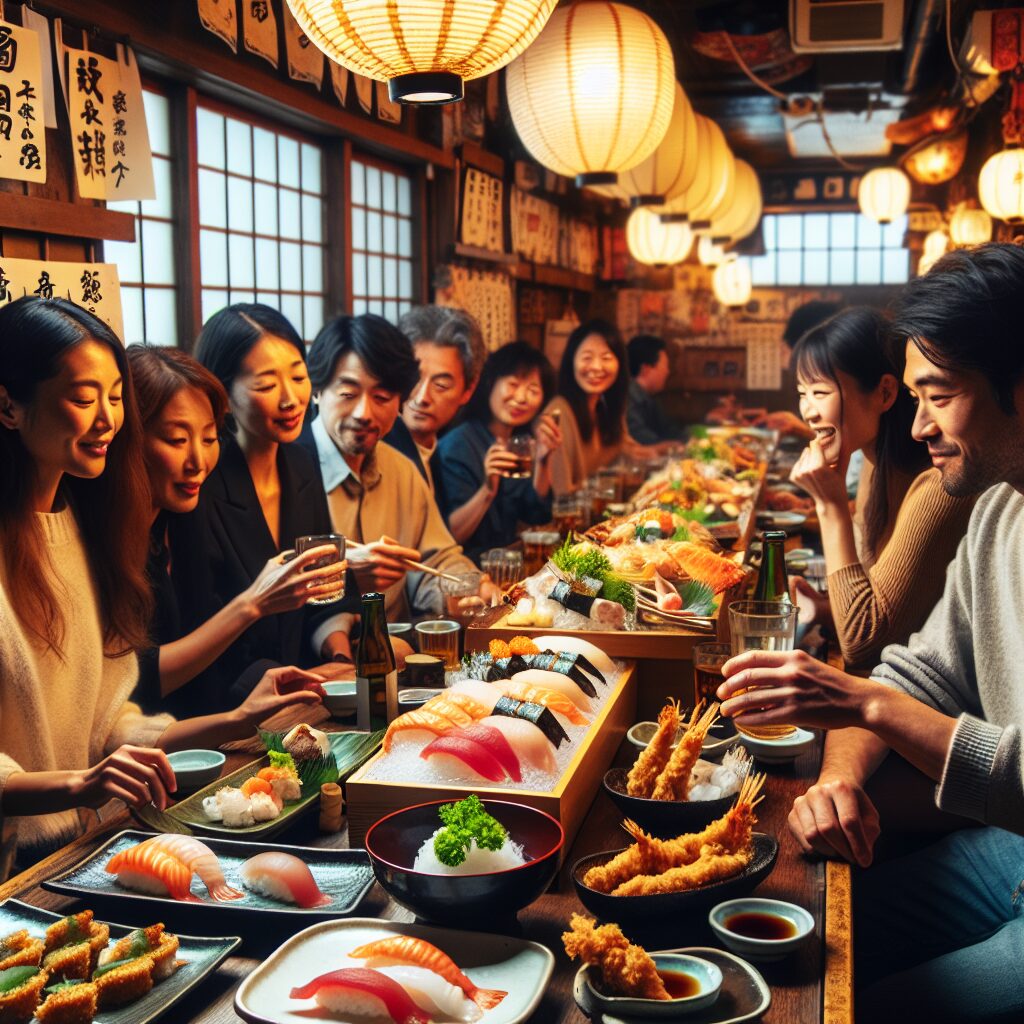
left=823, top=858, right=854, bottom=1024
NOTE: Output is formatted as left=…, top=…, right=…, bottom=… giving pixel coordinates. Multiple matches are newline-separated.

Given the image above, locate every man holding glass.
left=717, top=243, right=1024, bottom=1024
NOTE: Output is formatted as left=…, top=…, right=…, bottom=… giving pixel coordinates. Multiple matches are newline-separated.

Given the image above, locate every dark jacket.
left=384, top=417, right=450, bottom=519
left=627, top=379, right=684, bottom=445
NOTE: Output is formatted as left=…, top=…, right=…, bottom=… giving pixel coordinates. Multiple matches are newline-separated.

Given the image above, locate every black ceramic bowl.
left=571, top=833, right=779, bottom=927
left=603, top=768, right=745, bottom=840
left=365, top=799, right=564, bottom=925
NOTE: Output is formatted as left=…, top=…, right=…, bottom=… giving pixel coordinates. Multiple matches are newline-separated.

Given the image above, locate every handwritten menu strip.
left=197, top=0, right=238, bottom=53
left=0, top=20, right=47, bottom=183
left=460, top=167, right=504, bottom=253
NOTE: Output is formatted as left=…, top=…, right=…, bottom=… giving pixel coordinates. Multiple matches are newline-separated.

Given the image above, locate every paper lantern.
left=978, top=148, right=1024, bottom=224
left=858, top=167, right=911, bottom=225
left=285, top=0, right=558, bottom=103
left=948, top=203, right=992, bottom=246
left=713, top=257, right=751, bottom=307
left=703, top=159, right=763, bottom=243
left=659, top=116, right=733, bottom=229
left=506, top=2, right=675, bottom=185
left=902, top=130, right=968, bottom=185
left=918, top=251, right=940, bottom=276
left=698, top=235, right=726, bottom=266
left=922, top=229, right=949, bottom=258
left=626, top=206, right=694, bottom=266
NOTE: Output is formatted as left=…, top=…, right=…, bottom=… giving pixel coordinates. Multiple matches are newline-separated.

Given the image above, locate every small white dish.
left=321, top=680, right=357, bottom=717
left=166, top=749, right=225, bottom=790
left=577, top=953, right=722, bottom=1017
left=709, top=898, right=815, bottom=962
left=397, top=687, right=443, bottom=709
left=737, top=726, right=815, bottom=764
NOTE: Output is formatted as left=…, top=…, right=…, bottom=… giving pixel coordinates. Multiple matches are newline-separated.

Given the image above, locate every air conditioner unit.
left=790, top=0, right=904, bottom=53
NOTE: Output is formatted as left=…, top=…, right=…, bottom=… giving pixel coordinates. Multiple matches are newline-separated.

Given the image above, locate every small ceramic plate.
left=42, top=829, right=375, bottom=921
left=626, top=717, right=738, bottom=759
left=0, top=898, right=239, bottom=1024
left=756, top=510, right=807, bottom=533
left=737, top=727, right=816, bottom=764
left=574, top=946, right=770, bottom=1024
left=234, top=917, right=555, bottom=1024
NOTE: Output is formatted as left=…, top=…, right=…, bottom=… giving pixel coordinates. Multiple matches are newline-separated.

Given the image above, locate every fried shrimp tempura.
left=626, top=700, right=681, bottom=797
left=561, top=914, right=670, bottom=1001
left=650, top=702, right=720, bottom=801
left=610, top=843, right=753, bottom=896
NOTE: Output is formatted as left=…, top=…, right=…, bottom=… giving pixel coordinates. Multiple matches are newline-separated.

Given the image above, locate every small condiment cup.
left=709, top=897, right=814, bottom=961
left=578, top=952, right=722, bottom=1017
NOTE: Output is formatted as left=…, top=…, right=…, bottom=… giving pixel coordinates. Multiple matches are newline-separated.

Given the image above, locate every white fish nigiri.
left=479, top=715, right=557, bottom=773
left=446, top=678, right=502, bottom=711
left=374, top=965, right=482, bottom=1023
left=509, top=669, right=592, bottom=712
left=533, top=635, right=615, bottom=678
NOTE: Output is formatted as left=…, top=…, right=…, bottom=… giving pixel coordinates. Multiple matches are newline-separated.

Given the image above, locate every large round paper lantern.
left=713, top=257, right=751, bottom=307
left=506, top=2, right=675, bottom=186
left=286, top=0, right=558, bottom=103
left=948, top=203, right=992, bottom=246
left=922, top=229, right=949, bottom=259
left=703, top=160, right=762, bottom=243
left=698, top=235, right=726, bottom=266
left=684, top=119, right=735, bottom=229
left=978, top=148, right=1024, bottom=223
left=858, top=167, right=911, bottom=225
left=626, top=206, right=693, bottom=266
left=658, top=114, right=715, bottom=224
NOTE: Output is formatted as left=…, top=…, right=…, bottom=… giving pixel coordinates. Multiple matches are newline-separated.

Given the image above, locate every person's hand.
left=74, top=745, right=176, bottom=811
left=235, top=665, right=325, bottom=727
left=306, top=660, right=356, bottom=681
left=482, top=444, right=521, bottom=493
left=758, top=410, right=815, bottom=439
left=788, top=777, right=881, bottom=868
left=479, top=575, right=502, bottom=606
left=717, top=649, right=873, bottom=733
left=349, top=535, right=420, bottom=592
left=791, top=575, right=830, bottom=628
left=533, top=414, right=563, bottom=461
left=245, top=547, right=348, bottom=616
left=790, top=438, right=849, bottom=511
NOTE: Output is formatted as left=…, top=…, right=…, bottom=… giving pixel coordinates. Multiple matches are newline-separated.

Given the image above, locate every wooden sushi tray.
left=345, top=662, right=638, bottom=850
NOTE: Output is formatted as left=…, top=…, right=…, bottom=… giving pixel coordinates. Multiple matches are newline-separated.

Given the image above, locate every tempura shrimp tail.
left=626, top=700, right=680, bottom=798
left=650, top=701, right=720, bottom=801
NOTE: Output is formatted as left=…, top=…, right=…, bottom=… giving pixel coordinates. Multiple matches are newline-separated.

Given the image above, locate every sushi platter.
left=41, top=831, right=375, bottom=924
left=233, top=917, right=555, bottom=1024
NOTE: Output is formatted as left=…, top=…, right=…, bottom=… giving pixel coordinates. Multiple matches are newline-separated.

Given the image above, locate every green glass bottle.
left=356, top=593, right=398, bottom=731
left=754, top=530, right=791, bottom=605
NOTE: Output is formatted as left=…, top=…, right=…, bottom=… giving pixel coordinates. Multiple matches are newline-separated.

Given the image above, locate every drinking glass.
left=414, top=620, right=461, bottom=671
left=693, top=642, right=731, bottom=708
left=598, top=465, right=626, bottom=503
left=502, top=434, right=536, bottom=479
left=728, top=599, right=798, bottom=738
left=479, top=549, right=524, bottom=590
left=521, top=529, right=561, bottom=576
left=439, top=570, right=485, bottom=622
left=552, top=494, right=583, bottom=538
left=294, top=533, right=346, bottom=605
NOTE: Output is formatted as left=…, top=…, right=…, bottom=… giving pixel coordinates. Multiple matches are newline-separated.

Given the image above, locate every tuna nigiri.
left=349, top=936, right=507, bottom=1011
left=478, top=715, right=558, bottom=773
left=494, top=681, right=590, bottom=725
left=106, top=834, right=243, bottom=902
left=419, top=735, right=506, bottom=782
left=447, top=724, right=521, bottom=782
left=373, top=965, right=482, bottom=1023
left=238, top=851, right=331, bottom=908
left=383, top=707, right=459, bottom=752
left=510, top=668, right=592, bottom=712
left=290, top=967, right=430, bottom=1024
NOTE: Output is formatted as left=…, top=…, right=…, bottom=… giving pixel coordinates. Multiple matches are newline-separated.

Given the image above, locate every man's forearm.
left=862, top=684, right=958, bottom=783
left=819, top=726, right=890, bottom=785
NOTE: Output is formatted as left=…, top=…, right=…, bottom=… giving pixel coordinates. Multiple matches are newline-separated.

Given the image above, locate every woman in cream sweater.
left=0, top=297, right=324, bottom=880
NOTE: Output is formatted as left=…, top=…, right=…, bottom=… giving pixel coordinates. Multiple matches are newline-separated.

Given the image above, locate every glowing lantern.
left=918, top=251, right=941, bottom=276
left=713, top=257, right=751, bottom=307
left=858, top=167, right=911, bottom=225
left=285, top=0, right=558, bottom=103
left=703, top=160, right=763, bottom=243
left=948, top=203, right=992, bottom=246
left=902, top=131, right=968, bottom=185
left=922, top=229, right=949, bottom=259
left=978, top=148, right=1024, bottom=224
left=506, top=2, right=675, bottom=185
left=683, top=119, right=735, bottom=229
left=698, top=235, right=726, bottom=266
left=626, top=206, right=694, bottom=266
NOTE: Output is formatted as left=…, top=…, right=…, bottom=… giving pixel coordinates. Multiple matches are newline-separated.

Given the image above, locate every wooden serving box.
left=345, top=662, right=638, bottom=850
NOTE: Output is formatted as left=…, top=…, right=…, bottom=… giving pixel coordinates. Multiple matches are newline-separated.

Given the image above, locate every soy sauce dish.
left=709, top=897, right=814, bottom=961
left=580, top=952, right=723, bottom=1017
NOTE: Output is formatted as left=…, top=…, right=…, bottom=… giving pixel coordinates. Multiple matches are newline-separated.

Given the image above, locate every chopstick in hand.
left=346, top=539, right=465, bottom=585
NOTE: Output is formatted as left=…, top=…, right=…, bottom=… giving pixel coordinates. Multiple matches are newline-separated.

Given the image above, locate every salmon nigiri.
left=106, top=834, right=243, bottom=902
left=383, top=707, right=460, bottom=752
left=422, top=692, right=492, bottom=721
left=494, top=681, right=589, bottom=725
left=349, top=936, right=508, bottom=1010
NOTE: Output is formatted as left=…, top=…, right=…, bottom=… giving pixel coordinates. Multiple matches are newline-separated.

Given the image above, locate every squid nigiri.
left=510, top=668, right=592, bottom=712
left=238, top=851, right=331, bottom=908
left=105, top=834, right=243, bottom=902
left=448, top=724, right=521, bottom=782
left=478, top=715, right=557, bottom=774
left=494, top=681, right=590, bottom=725
left=349, top=936, right=507, bottom=1010
left=373, top=965, right=482, bottom=1023
left=382, top=707, right=459, bottom=752
left=419, top=735, right=506, bottom=782
left=290, top=967, right=430, bottom=1024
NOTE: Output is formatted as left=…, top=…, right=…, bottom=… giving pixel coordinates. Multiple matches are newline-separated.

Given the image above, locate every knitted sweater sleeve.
left=105, top=701, right=175, bottom=755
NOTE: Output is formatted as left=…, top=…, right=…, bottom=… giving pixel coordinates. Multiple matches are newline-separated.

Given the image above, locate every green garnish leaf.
left=433, top=795, right=507, bottom=867
left=44, top=979, right=86, bottom=994
left=92, top=958, right=136, bottom=979
left=61, top=915, right=86, bottom=946
left=0, top=966, right=41, bottom=993
left=267, top=750, right=297, bottom=773
left=671, top=524, right=691, bottom=542
left=122, top=929, right=151, bottom=960
left=600, top=576, right=637, bottom=613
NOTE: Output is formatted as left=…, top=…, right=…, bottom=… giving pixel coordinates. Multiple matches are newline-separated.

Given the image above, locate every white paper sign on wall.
left=0, top=20, right=47, bottom=183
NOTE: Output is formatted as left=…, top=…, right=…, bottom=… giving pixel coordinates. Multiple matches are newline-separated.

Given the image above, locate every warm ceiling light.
left=948, top=202, right=992, bottom=246
left=918, top=251, right=941, bottom=276
left=659, top=116, right=734, bottom=229
left=713, top=257, right=752, bottom=307
left=922, top=228, right=949, bottom=258
left=506, top=1, right=675, bottom=186
left=698, top=235, right=726, bottom=266
left=858, top=167, right=911, bottom=225
left=703, top=159, right=763, bottom=244
left=902, top=130, right=968, bottom=186
left=626, top=206, right=694, bottom=266
left=285, top=0, right=558, bottom=103
left=978, top=148, right=1024, bottom=225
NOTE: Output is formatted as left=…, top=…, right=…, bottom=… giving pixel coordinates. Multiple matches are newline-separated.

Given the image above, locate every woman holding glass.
left=437, top=342, right=562, bottom=561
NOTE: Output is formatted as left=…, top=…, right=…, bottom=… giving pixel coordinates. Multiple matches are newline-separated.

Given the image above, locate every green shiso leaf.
left=44, top=979, right=86, bottom=994
left=92, top=958, right=137, bottom=979
left=433, top=795, right=507, bottom=867
left=259, top=729, right=384, bottom=791
left=671, top=524, right=691, bottom=542
left=0, top=966, right=40, bottom=993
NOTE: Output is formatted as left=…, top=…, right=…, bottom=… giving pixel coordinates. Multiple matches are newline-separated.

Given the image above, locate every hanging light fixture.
left=626, top=206, right=694, bottom=266
left=858, top=167, right=911, bottom=225
left=698, top=235, right=726, bottom=266
left=658, top=114, right=714, bottom=225
left=901, top=130, right=968, bottom=186
left=702, top=160, right=763, bottom=244
left=682, top=119, right=735, bottom=230
left=506, top=1, right=675, bottom=186
left=922, top=229, right=950, bottom=259
left=978, top=148, right=1024, bottom=224
left=948, top=202, right=993, bottom=246
left=918, top=251, right=941, bottom=276
left=285, top=0, right=558, bottom=103
left=713, top=257, right=751, bottom=307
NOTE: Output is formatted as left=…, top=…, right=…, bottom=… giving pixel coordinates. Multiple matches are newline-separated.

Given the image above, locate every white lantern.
left=626, top=206, right=694, bottom=266
left=286, top=0, right=558, bottom=103
left=506, top=2, right=675, bottom=185
left=703, top=160, right=763, bottom=243
left=922, top=229, right=949, bottom=258
left=918, top=251, right=940, bottom=276
left=978, top=148, right=1024, bottom=224
left=713, top=257, right=751, bottom=307
left=685, top=119, right=735, bottom=229
left=858, top=167, right=911, bottom=225
left=949, top=202, right=993, bottom=245
left=698, top=235, right=726, bottom=266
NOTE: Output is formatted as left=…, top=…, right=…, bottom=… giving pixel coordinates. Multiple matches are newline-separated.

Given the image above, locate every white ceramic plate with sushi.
left=234, top=917, right=555, bottom=1024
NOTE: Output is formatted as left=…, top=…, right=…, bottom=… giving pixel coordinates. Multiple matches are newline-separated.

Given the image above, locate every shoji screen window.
left=197, top=104, right=326, bottom=341
left=105, top=88, right=177, bottom=345
left=350, top=157, right=416, bottom=321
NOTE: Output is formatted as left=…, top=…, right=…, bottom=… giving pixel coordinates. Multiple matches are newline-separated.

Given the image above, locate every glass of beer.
left=480, top=549, right=524, bottom=590
left=693, top=642, right=731, bottom=707
left=552, top=494, right=583, bottom=538
left=414, top=620, right=461, bottom=671
left=294, top=533, right=346, bottom=605
left=439, top=570, right=485, bottom=622
left=502, top=434, right=536, bottom=478
left=728, top=599, right=798, bottom=738
left=521, top=529, right=560, bottom=575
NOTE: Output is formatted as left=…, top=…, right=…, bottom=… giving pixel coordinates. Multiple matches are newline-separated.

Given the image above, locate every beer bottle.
left=754, top=530, right=791, bottom=605
left=356, top=593, right=398, bottom=731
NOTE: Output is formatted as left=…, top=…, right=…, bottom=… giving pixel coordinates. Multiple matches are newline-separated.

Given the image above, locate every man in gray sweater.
left=718, top=243, right=1024, bottom=1023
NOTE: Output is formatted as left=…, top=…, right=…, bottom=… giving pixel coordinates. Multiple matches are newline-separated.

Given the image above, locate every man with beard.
left=715, top=243, right=1024, bottom=1024
left=301, top=313, right=496, bottom=624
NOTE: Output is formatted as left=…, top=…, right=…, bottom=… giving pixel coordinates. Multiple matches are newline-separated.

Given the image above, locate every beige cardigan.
left=0, top=507, right=172, bottom=880
left=545, top=396, right=623, bottom=497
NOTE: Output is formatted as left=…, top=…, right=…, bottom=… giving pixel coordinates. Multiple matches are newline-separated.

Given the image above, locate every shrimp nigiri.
left=290, top=967, right=430, bottom=1024
left=238, top=851, right=331, bottom=908
left=349, top=936, right=507, bottom=1010
left=494, top=681, right=589, bottom=725
left=478, top=715, right=557, bottom=773
left=106, top=834, right=243, bottom=902
left=373, top=966, right=482, bottom=1023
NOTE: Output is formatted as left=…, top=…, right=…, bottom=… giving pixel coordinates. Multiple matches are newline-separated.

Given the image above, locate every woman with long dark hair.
left=790, top=306, right=977, bottom=669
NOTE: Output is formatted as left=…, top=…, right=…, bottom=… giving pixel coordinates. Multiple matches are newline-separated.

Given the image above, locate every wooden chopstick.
left=346, top=540, right=466, bottom=585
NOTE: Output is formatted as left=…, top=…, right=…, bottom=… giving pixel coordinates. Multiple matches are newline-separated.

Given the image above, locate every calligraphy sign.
left=0, top=256, right=123, bottom=339
left=282, top=4, right=323, bottom=87
left=243, top=0, right=279, bottom=68
left=197, top=0, right=238, bottom=54
left=0, top=20, right=47, bottom=184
